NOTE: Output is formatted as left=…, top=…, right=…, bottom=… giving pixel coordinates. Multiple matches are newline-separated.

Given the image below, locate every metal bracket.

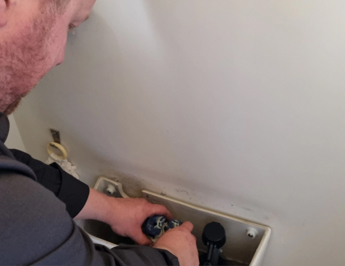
left=50, top=129, right=61, bottom=144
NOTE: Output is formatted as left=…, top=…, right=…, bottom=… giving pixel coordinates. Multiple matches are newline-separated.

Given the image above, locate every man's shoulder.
left=0, top=171, right=62, bottom=210
left=0, top=172, right=74, bottom=265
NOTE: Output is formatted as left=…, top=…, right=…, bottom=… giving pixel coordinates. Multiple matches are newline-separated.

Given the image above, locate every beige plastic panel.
left=89, top=176, right=271, bottom=266
left=142, top=190, right=271, bottom=266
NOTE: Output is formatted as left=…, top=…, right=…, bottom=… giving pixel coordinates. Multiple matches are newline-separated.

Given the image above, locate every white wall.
left=6, top=115, right=26, bottom=151
left=13, top=1, right=345, bottom=265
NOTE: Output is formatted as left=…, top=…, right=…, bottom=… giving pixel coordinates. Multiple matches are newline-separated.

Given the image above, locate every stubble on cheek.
left=0, top=6, right=55, bottom=115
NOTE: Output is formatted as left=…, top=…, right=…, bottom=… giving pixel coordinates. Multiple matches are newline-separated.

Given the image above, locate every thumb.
left=179, top=221, right=194, bottom=232
left=133, top=231, right=152, bottom=246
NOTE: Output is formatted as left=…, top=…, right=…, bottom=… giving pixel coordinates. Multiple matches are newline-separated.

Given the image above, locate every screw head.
left=246, top=228, right=257, bottom=239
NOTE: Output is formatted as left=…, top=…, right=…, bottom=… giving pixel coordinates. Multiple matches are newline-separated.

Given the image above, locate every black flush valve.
left=200, top=222, right=227, bottom=266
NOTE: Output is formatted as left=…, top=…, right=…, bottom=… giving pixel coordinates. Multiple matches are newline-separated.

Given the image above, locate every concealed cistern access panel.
left=142, top=190, right=271, bottom=266
left=92, top=176, right=271, bottom=266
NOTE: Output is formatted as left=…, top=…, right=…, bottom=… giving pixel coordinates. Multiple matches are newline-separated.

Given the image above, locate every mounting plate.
left=94, top=176, right=129, bottom=198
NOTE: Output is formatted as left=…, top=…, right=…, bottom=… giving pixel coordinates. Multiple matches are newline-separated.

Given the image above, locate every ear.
left=0, top=0, right=9, bottom=28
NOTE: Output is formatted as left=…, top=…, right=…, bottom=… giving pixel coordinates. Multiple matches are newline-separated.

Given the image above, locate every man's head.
left=0, top=0, right=96, bottom=115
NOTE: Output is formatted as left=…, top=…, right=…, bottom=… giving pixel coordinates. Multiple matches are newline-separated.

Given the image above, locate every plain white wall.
left=13, top=1, right=345, bottom=265
left=6, top=115, right=26, bottom=151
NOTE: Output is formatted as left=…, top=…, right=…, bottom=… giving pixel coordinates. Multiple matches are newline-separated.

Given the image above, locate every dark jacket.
left=0, top=113, right=178, bottom=266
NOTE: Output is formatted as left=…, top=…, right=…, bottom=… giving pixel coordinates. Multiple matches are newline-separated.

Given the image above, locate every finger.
left=149, top=204, right=173, bottom=220
left=133, top=231, right=152, bottom=246
left=179, top=221, right=194, bottom=232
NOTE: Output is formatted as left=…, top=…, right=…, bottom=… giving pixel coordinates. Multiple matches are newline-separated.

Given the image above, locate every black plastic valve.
left=202, top=222, right=226, bottom=248
left=200, top=222, right=226, bottom=266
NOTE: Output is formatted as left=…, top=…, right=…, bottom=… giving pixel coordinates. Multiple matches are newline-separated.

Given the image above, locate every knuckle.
left=178, top=227, right=188, bottom=233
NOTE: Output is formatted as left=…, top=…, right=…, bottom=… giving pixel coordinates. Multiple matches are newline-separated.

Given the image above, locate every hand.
left=154, top=222, right=199, bottom=266
left=105, top=197, right=173, bottom=245
left=75, top=188, right=172, bottom=245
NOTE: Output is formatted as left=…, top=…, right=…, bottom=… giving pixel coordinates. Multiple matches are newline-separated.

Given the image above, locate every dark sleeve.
left=9, top=149, right=89, bottom=218
left=0, top=173, right=179, bottom=266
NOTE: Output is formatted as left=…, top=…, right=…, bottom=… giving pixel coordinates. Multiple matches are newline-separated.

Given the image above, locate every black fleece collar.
left=0, top=113, right=9, bottom=143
